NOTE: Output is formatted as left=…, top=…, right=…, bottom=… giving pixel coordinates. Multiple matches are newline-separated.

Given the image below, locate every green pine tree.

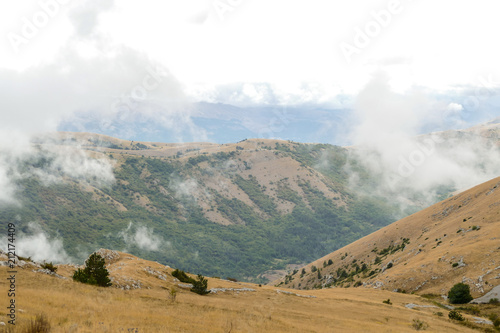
left=191, top=274, right=209, bottom=295
left=73, top=252, right=111, bottom=287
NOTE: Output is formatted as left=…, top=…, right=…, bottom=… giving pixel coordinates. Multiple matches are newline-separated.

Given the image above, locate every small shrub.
left=412, top=319, right=428, bottom=330
left=448, top=310, right=465, bottom=321
left=354, top=281, right=362, bottom=287
left=41, top=262, right=57, bottom=273
left=169, top=287, right=178, bottom=302
left=191, top=274, right=209, bottom=295
left=311, top=265, right=317, bottom=272
left=489, top=298, right=499, bottom=305
left=488, top=313, right=500, bottom=328
left=383, top=299, right=392, bottom=305
left=448, top=283, right=473, bottom=304
left=172, top=269, right=195, bottom=284
left=27, top=314, right=50, bottom=333
left=434, top=312, right=443, bottom=317
left=386, top=262, right=393, bottom=269
left=451, top=262, right=459, bottom=268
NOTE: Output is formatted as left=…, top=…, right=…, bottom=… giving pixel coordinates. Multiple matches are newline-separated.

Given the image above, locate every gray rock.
left=471, top=284, right=500, bottom=304
left=210, top=287, right=256, bottom=294
left=405, top=303, right=438, bottom=310
left=177, top=283, right=194, bottom=289
left=472, top=317, right=493, bottom=325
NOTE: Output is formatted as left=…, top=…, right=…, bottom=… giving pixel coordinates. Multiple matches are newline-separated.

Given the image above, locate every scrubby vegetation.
left=172, top=268, right=195, bottom=284
left=448, top=310, right=465, bottom=321
left=172, top=269, right=209, bottom=295
left=411, top=319, right=428, bottom=330
left=27, top=313, right=51, bottom=333
left=41, top=262, right=57, bottom=273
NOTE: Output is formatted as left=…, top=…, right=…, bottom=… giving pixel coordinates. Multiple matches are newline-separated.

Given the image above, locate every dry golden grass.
left=0, top=250, right=484, bottom=332
left=284, top=176, right=500, bottom=299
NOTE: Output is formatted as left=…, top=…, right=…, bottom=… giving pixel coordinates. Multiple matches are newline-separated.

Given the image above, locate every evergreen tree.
left=191, top=274, right=209, bottom=295
left=73, top=252, right=111, bottom=287
left=448, top=283, right=473, bottom=304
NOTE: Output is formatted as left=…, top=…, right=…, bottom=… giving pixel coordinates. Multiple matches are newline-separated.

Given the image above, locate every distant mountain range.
left=57, top=102, right=499, bottom=145
left=57, top=102, right=361, bottom=145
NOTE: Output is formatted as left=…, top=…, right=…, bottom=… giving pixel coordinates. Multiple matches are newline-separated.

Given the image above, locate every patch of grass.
left=26, top=314, right=51, bottom=333
left=488, top=313, right=500, bottom=328
left=412, top=318, right=428, bottom=330
left=456, top=305, right=480, bottom=315
left=420, top=293, right=439, bottom=300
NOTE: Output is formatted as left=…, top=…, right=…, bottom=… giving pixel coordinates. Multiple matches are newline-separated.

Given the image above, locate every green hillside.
left=1, top=134, right=402, bottom=282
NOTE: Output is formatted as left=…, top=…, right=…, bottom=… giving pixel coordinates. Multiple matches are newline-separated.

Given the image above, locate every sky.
left=1, top=0, right=500, bottom=261
left=0, top=0, right=499, bottom=143
left=1, top=0, right=499, bottom=109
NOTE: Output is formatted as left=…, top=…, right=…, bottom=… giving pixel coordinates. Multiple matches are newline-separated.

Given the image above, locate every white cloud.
left=119, top=223, right=164, bottom=251
left=447, top=103, right=464, bottom=112
left=0, top=134, right=116, bottom=206
left=0, top=222, right=72, bottom=263
left=69, top=0, right=115, bottom=38
left=348, top=72, right=500, bottom=212
left=169, top=177, right=199, bottom=200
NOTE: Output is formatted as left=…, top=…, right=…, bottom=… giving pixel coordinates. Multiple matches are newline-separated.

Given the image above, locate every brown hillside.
left=278, top=177, right=500, bottom=298
left=40, top=134, right=347, bottom=226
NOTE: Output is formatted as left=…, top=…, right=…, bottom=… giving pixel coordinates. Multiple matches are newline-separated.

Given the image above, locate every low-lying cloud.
left=0, top=222, right=72, bottom=263
left=347, top=72, right=500, bottom=212
left=0, top=135, right=115, bottom=206
left=118, top=222, right=165, bottom=251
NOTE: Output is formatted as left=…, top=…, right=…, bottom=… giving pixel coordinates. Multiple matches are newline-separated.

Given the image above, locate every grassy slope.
left=0, top=250, right=484, bottom=333
left=280, top=176, right=500, bottom=298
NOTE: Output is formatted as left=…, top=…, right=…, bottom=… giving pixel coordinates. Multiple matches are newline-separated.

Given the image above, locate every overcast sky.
left=1, top=0, right=500, bottom=254
left=1, top=0, right=499, bottom=134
